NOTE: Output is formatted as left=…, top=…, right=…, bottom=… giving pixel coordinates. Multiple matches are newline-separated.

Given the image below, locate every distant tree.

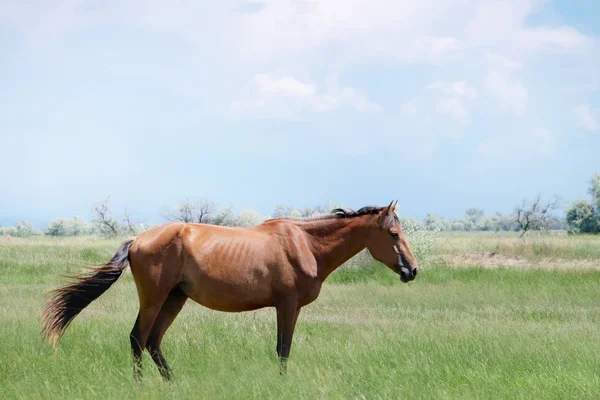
left=12, top=220, right=42, bottom=237
left=590, top=173, right=600, bottom=208
left=299, top=205, right=327, bottom=218
left=93, top=198, right=121, bottom=237
left=399, top=217, right=423, bottom=231
left=423, top=213, right=447, bottom=231
left=485, top=213, right=516, bottom=232
left=566, top=199, right=600, bottom=234
left=234, top=209, right=265, bottom=227
left=272, top=204, right=300, bottom=219
left=209, top=206, right=236, bottom=226
left=123, top=208, right=136, bottom=235
left=464, top=208, right=485, bottom=228
left=162, top=199, right=216, bottom=223
left=565, top=173, right=600, bottom=234
left=45, top=217, right=92, bottom=236
left=513, top=195, right=559, bottom=237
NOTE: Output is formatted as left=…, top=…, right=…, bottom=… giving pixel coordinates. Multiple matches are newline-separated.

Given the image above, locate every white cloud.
left=1, top=0, right=598, bottom=143
left=2, top=1, right=593, bottom=65
left=484, top=71, right=528, bottom=116
left=428, top=80, right=477, bottom=98
left=574, top=105, right=599, bottom=131
left=221, top=0, right=593, bottom=67
left=436, top=98, right=469, bottom=123
left=486, top=53, right=520, bottom=71
left=253, top=74, right=316, bottom=98
left=427, top=80, right=477, bottom=123
left=230, top=73, right=381, bottom=118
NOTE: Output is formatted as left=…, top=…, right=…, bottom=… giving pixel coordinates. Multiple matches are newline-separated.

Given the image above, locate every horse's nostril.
left=413, top=268, right=418, bottom=276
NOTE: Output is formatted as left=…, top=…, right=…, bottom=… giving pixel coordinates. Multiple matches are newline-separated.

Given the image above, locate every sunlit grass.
left=1, top=235, right=600, bottom=399
left=434, top=231, right=600, bottom=269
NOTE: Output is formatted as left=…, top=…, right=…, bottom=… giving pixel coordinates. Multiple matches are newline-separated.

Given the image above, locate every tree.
left=589, top=173, right=600, bottom=209
left=423, top=214, right=447, bottom=231
left=485, top=213, right=515, bottom=232
left=272, top=204, right=300, bottom=219
left=123, top=208, right=139, bottom=235
left=565, top=173, right=600, bottom=234
left=162, top=199, right=216, bottom=224
left=93, top=198, right=121, bottom=237
left=234, top=209, right=265, bottom=227
left=566, top=199, right=600, bottom=234
left=45, top=217, right=92, bottom=236
left=513, top=195, right=559, bottom=237
left=464, top=208, right=485, bottom=228
left=12, top=220, right=42, bottom=237
left=210, top=206, right=235, bottom=226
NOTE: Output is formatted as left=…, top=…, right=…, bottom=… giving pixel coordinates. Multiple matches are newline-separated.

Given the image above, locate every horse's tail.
left=41, top=238, right=136, bottom=345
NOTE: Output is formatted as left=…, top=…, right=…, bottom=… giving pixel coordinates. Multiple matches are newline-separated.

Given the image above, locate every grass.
left=433, top=231, right=600, bottom=269
left=1, top=234, right=600, bottom=399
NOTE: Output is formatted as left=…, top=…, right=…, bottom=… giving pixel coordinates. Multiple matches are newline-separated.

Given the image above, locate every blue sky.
left=1, top=0, right=599, bottom=227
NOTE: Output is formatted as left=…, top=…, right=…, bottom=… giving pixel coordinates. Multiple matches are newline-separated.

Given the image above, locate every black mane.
left=330, top=206, right=385, bottom=218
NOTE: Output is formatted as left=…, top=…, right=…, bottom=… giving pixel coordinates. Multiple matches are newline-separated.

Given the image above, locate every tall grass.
left=1, top=235, right=600, bottom=399
left=435, top=231, right=600, bottom=258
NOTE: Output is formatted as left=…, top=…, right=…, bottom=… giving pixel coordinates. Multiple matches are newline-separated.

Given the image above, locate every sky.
left=1, top=0, right=599, bottom=227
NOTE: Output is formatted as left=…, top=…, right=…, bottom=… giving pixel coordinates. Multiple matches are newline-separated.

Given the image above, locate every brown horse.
left=41, top=201, right=419, bottom=379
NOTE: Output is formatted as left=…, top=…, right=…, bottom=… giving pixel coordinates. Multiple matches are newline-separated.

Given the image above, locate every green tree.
left=13, top=220, right=42, bottom=237
left=566, top=200, right=599, bottom=234
left=590, top=174, right=600, bottom=208
left=423, top=213, right=447, bottom=231
left=465, top=208, right=485, bottom=228
left=272, top=205, right=300, bottom=219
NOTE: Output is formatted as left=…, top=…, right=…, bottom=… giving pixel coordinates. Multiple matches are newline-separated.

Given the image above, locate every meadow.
left=1, top=232, right=600, bottom=399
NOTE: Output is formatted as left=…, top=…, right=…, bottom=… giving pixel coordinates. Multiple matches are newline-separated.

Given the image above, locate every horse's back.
left=128, top=220, right=316, bottom=312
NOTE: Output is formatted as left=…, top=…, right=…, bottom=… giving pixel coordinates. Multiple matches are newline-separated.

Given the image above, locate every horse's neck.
left=301, top=217, right=371, bottom=280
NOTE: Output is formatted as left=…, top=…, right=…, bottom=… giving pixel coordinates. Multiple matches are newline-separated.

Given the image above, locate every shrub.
left=45, top=217, right=94, bottom=236
left=0, top=220, right=43, bottom=237
left=566, top=199, right=600, bottom=234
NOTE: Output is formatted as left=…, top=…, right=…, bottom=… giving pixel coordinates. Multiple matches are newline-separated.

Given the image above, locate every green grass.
left=435, top=231, right=600, bottom=260
left=1, top=236, right=600, bottom=399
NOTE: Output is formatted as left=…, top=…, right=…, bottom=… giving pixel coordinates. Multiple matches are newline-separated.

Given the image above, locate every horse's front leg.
left=275, top=299, right=301, bottom=374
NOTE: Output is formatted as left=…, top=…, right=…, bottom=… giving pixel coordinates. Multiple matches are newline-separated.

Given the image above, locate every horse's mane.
left=265, top=206, right=386, bottom=223
left=329, top=206, right=385, bottom=218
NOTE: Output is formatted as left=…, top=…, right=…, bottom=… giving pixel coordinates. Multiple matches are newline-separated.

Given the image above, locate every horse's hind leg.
left=130, top=314, right=143, bottom=379
left=130, top=305, right=163, bottom=380
left=129, top=291, right=171, bottom=380
left=146, top=287, right=188, bottom=380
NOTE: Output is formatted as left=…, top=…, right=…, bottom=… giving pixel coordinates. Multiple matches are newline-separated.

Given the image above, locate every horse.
left=41, top=201, right=419, bottom=379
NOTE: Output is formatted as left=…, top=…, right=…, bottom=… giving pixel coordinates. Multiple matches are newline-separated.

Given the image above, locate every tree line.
left=2, top=174, right=599, bottom=238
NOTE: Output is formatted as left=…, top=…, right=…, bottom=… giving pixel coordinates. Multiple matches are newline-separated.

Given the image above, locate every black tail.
left=41, top=238, right=135, bottom=345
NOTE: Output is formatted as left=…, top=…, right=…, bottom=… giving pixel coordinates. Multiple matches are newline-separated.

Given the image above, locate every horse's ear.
left=385, top=200, right=398, bottom=215
left=379, top=201, right=396, bottom=226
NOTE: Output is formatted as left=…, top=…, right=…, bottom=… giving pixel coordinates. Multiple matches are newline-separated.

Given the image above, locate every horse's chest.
left=299, top=281, right=322, bottom=306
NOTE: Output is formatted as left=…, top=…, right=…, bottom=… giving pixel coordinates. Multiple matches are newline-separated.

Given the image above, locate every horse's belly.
left=180, top=264, right=274, bottom=312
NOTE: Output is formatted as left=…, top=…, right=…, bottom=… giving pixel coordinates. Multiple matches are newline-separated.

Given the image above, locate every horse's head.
left=366, top=201, right=419, bottom=283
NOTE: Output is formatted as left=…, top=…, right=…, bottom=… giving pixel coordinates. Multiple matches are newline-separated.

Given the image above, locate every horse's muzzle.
left=398, top=265, right=418, bottom=283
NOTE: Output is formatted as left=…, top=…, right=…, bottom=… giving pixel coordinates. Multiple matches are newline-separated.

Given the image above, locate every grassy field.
left=1, top=233, right=600, bottom=399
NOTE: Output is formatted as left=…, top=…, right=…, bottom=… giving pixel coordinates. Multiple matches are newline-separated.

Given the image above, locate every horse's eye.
left=391, top=232, right=399, bottom=240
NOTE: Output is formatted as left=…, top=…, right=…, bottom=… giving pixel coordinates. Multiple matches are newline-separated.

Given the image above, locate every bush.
left=0, top=220, right=42, bottom=237
left=566, top=174, right=600, bottom=234
left=566, top=200, right=600, bottom=234
left=402, top=220, right=440, bottom=265
left=45, top=217, right=94, bottom=236
left=233, top=209, right=265, bottom=227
